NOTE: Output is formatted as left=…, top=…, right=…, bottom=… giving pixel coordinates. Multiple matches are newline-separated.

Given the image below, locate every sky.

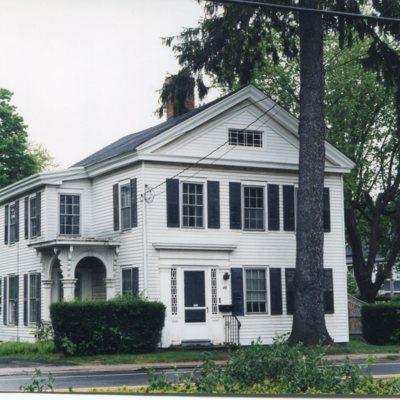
left=0, top=0, right=219, bottom=169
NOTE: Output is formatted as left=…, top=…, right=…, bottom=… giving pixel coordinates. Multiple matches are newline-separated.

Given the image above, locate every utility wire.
left=142, top=96, right=278, bottom=198
left=210, top=0, right=400, bottom=24
left=146, top=103, right=281, bottom=201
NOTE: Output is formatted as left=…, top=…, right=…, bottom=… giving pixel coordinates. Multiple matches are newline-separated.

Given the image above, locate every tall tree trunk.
left=289, top=0, right=332, bottom=345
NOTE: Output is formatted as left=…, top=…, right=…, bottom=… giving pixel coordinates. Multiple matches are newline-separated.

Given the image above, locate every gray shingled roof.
left=73, top=93, right=233, bottom=168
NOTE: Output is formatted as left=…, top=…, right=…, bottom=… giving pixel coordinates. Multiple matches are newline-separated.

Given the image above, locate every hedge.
left=361, top=302, right=400, bottom=345
left=50, top=297, right=166, bottom=355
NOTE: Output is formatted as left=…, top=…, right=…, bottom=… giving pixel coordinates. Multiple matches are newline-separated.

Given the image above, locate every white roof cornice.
left=0, top=167, right=88, bottom=203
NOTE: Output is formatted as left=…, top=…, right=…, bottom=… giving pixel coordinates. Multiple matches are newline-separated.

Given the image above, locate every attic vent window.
left=229, top=129, right=263, bottom=147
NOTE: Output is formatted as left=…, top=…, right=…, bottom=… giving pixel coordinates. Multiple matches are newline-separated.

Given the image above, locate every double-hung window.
left=182, top=183, right=204, bottom=228
left=246, top=269, right=267, bottom=313
left=113, top=179, right=137, bottom=232
left=8, top=276, right=18, bottom=325
left=243, top=186, right=264, bottom=230
left=29, top=274, right=40, bottom=324
left=9, top=204, right=17, bottom=243
left=59, top=194, right=80, bottom=235
left=122, top=267, right=139, bottom=296
left=29, top=197, right=38, bottom=238
left=120, top=184, right=132, bottom=230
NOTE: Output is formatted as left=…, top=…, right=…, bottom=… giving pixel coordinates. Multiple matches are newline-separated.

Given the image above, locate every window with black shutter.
left=231, top=268, right=244, bottom=316
left=324, top=269, right=334, bottom=314
left=114, top=179, right=138, bottom=231
left=207, top=181, right=220, bottom=229
left=182, top=183, right=204, bottom=228
left=270, top=268, right=283, bottom=315
left=323, top=188, right=331, bottom=232
left=229, top=183, right=242, bottom=229
left=166, top=179, right=180, bottom=227
left=8, top=275, right=18, bottom=325
left=283, top=186, right=295, bottom=231
left=285, top=268, right=295, bottom=315
left=267, top=184, right=280, bottom=230
left=285, top=268, right=334, bottom=314
left=113, top=184, right=119, bottom=231
left=5, top=201, right=20, bottom=244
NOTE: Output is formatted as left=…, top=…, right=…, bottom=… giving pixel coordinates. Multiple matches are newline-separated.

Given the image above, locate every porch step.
left=181, top=339, right=212, bottom=347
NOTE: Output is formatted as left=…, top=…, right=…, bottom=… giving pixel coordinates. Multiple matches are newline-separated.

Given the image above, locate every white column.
left=61, top=279, right=77, bottom=301
left=41, top=279, right=53, bottom=321
left=104, top=278, right=116, bottom=299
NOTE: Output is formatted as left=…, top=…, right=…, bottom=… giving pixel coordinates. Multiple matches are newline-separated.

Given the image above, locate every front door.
left=182, top=270, right=209, bottom=340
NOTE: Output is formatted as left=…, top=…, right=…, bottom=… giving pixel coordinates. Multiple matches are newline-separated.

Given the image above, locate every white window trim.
left=241, top=182, right=266, bottom=232
left=121, top=266, right=139, bottom=296
left=27, top=272, right=40, bottom=326
left=119, top=180, right=132, bottom=232
left=28, top=194, right=39, bottom=240
left=228, top=128, right=264, bottom=148
left=244, top=266, right=270, bottom=315
left=57, top=192, right=82, bottom=236
left=7, top=202, right=17, bottom=245
left=7, top=275, right=18, bottom=326
left=180, top=179, right=207, bottom=230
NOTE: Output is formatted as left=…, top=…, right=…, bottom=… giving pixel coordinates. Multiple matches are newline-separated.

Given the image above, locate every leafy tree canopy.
left=159, top=1, right=400, bottom=302
left=0, top=89, right=54, bottom=189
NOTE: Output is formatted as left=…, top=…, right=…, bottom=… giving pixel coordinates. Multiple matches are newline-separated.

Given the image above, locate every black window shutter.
left=112, top=184, right=119, bottom=231
left=130, top=178, right=137, bottom=228
left=166, top=179, right=180, bottom=227
left=231, top=268, right=244, bottom=316
left=23, top=274, right=28, bottom=326
left=36, top=192, right=41, bottom=236
left=268, top=184, right=280, bottom=231
left=283, top=185, right=295, bottom=231
left=15, top=200, right=19, bottom=242
left=229, top=182, right=242, bottom=229
left=270, top=268, right=283, bottom=315
left=15, top=275, right=19, bottom=326
left=37, top=273, right=41, bottom=325
left=323, top=188, right=331, bottom=232
left=324, top=269, right=334, bottom=314
left=132, top=268, right=139, bottom=295
left=285, top=268, right=295, bottom=315
left=3, top=278, right=7, bottom=325
left=4, top=205, right=8, bottom=245
left=24, top=197, right=29, bottom=240
left=207, top=181, right=220, bottom=229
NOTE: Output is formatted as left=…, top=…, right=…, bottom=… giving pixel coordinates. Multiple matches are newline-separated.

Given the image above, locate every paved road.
left=0, top=368, right=181, bottom=391
left=2, top=362, right=400, bottom=391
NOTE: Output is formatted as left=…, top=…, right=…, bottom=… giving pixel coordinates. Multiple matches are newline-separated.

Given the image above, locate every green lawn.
left=1, top=339, right=399, bottom=365
left=0, top=341, right=229, bottom=365
left=325, top=339, right=400, bottom=355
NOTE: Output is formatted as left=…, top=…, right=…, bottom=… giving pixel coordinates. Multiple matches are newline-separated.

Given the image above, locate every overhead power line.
left=211, top=0, right=400, bottom=24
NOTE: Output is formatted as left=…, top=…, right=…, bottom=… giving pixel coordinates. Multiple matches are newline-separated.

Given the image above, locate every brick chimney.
left=165, top=77, right=195, bottom=120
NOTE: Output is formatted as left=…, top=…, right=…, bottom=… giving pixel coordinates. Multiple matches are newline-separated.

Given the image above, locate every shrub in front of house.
left=361, top=302, right=400, bottom=344
left=50, top=296, right=166, bottom=355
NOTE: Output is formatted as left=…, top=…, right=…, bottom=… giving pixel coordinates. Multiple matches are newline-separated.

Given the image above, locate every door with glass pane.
left=181, top=270, right=209, bottom=340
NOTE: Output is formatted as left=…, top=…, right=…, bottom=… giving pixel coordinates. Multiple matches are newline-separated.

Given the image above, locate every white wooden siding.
left=143, top=163, right=348, bottom=344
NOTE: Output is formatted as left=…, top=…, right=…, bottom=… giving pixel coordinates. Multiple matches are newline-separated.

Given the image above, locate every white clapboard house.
left=0, top=85, right=353, bottom=345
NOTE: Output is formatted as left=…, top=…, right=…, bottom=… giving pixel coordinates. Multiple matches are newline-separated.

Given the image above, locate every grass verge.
left=325, top=339, right=400, bottom=355
left=1, top=338, right=400, bottom=365
left=0, top=341, right=229, bottom=365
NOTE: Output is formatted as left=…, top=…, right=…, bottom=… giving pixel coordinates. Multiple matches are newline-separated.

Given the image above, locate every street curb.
left=0, top=354, right=399, bottom=377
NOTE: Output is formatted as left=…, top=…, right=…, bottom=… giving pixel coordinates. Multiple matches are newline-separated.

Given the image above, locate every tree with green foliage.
left=0, top=89, right=53, bottom=189
left=158, top=1, right=400, bottom=312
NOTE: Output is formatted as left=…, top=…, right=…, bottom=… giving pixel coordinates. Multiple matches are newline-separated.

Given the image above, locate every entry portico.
left=29, top=238, right=119, bottom=321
